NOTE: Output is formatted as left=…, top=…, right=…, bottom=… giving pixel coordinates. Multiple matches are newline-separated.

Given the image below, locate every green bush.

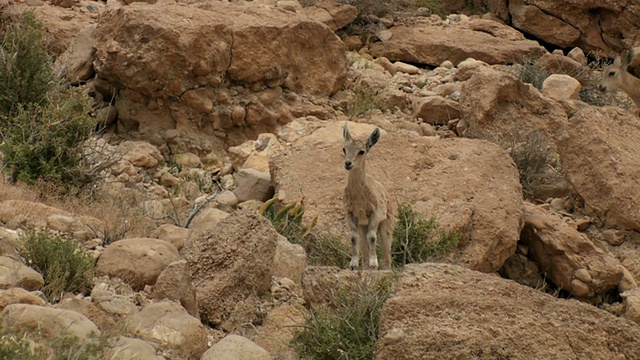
left=0, top=332, right=107, bottom=360
left=347, top=83, right=385, bottom=117
left=306, top=234, right=351, bottom=268
left=0, top=91, right=96, bottom=185
left=0, top=12, right=53, bottom=115
left=293, top=276, right=394, bottom=360
left=19, top=229, right=95, bottom=302
left=392, top=202, right=459, bottom=268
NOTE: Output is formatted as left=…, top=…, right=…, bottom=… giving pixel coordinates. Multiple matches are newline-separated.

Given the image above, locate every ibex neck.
left=347, top=163, right=367, bottom=186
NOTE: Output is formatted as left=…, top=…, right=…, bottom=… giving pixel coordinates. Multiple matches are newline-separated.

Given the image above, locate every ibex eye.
left=342, top=148, right=346, bottom=154
left=608, top=71, right=616, bottom=76
left=358, top=150, right=365, bottom=155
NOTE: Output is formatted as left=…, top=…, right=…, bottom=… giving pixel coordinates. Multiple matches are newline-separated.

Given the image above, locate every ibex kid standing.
left=600, top=49, right=640, bottom=116
left=342, top=122, right=394, bottom=270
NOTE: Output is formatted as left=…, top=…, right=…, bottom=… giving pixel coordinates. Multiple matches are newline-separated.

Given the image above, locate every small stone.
left=601, top=229, right=622, bottom=246
left=567, top=47, right=586, bottom=64
left=440, top=60, right=454, bottom=69
left=216, top=190, right=239, bottom=208
left=381, top=327, right=405, bottom=346
left=619, top=267, right=638, bottom=292
left=160, top=172, right=181, bottom=187
left=549, top=198, right=565, bottom=211
left=570, top=279, right=590, bottom=297
left=574, top=268, right=592, bottom=283
left=378, top=30, right=393, bottom=41
left=394, top=61, right=420, bottom=74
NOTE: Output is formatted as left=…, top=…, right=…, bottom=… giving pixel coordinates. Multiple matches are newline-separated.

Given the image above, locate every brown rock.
left=541, top=74, right=581, bottom=101
left=187, top=207, right=230, bottom=240
left=370, top=18, right=545, bottom=66
left=0, top=256, right=43, bottom=291
left=273, top=235, right=307, bottom=284
left=522, top=203, right=623, bottom=298
left=1, top=304, right=100, bottom=341
left=253, top=303, right=306, bottom=359
left=0, top=288, right=46, bottom=312
left=55, top=297, right=116, bottom=332
left=153, top=260, right=199, bottom=319
left=509, top=0, right=580, bottom=47
left=376, top=263, right=640, bottom=359
left=150, top=224, right=189, bottom=251
left=412, top=96, right=461, bottom=125
left=557, top=107, right=640, bottom=231
left=182, top=209, right=278, bottom=330
left=117, top=141, right=163, bottom=169
left=622, top=288, right=640, bottom=325
left=96, top=238, right=181, bottom=291
left=54, top=24, right=96, bottom=83
left=182, top=88, right=214, bottom=113
left=233, top=169, right=274, bottom=203
left=202, top=335, right=272, bottom=360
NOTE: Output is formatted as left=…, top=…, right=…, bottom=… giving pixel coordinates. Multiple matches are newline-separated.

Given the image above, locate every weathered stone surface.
left=187, top=207, right=230, bottom=241
left=273, top=235, right=307, bottom=284
left=376, top=263, right=640, bottom=359
left=0, top=200, right=102, bottom=234
left=0, top=256, right=43, bottom=291
left=542, top=74, right=581, bottom=101
left=412, top=96, right=461, bottom=125
left=55, top=297, right=116, bottom=332
left=103, top=337, right=163, bottom=360
left=54, top=24, right=96, bottom=83
left=202, top=335, right=272, bottom=360
left=233, top=169, right=274, bottom=203
left=153, top=260, right=199, bottom=319
left=150, top=224, right=189, bottom=251
left=370, top=18, right=545, bottom=66
left=522, top=203, right=623, bottom=298
left=253, top=303, right=306, bottom=359
left=509, top=0, right=580, bottom=48
left=558, top=107, right=640, bottom=231
left=1, top=304, right=100, bottom=341
left=96, top=238, right=181, bottom=291
left=116, top=141, right=163, bottom=169
left=271, top=121, right=523, bottom=273
left=129, top=301, right=208, bottom=359
left=0, top=288, right=45, bottom=312
left=182, top=209, right=278, bottom=330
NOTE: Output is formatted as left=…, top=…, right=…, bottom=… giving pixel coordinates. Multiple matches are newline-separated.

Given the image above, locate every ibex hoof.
left=369, top=258, right=379, bottom=270
left=349, top=258, right=360, bottom=270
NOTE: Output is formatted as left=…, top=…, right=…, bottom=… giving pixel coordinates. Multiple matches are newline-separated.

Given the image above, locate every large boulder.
left=522, top=203, right=624, bottom=299
left=1, top=304, right=100, bottom=341
left=370, top=18, right=545, bottom=67
left=96, top=238, right=181, bottom=291
left=270, top=121, right=523, bottom=273
left=0, top=256, right=43, bottom=291
left=202, top=335, right=272, bottom=360
left=0, top=288, right=46, bottom=312
left=376, top=263, right=640, bottom=359
left=182, top=208, right=279, bottom=330
left=152, top=260, right=199, bottom=319
left=557, top=107, right=640, bottom=231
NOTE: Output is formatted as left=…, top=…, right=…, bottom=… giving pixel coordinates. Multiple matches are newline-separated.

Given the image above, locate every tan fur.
left=342, top=122, right=395, bottom=270
left=600, top=49, right=640, bottom=116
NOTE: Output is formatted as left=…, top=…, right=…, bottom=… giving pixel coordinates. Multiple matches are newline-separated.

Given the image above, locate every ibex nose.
left=344, top=161, right=353, bottom=170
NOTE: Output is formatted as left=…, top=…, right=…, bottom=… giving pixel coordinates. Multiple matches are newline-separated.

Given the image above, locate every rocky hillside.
left=1, top=0, right=640, bottom=359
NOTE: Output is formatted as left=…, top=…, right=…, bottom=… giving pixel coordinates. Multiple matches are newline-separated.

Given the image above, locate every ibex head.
left=600, top=49, right=634, bottom=91
left=342, top=122, right=380, bottom=171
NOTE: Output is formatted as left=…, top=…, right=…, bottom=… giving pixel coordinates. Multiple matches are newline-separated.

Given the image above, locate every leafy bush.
left=0, top=332, right=107, bottom=360
left=416, top=0, right=448, bottom=18
left=347, top=83, right=386, bottom=117
left=260, top=196, right=352, bottom=267
left=0, top=12, right=53, bottom=115
left=293, top=275, right=394, bottom=360
left=392, top=202, right=459, bottom=268
left=0, top=90, right=96, bottom=185
left=19, top=229, right=95, bottom=302
left=518, top=60, right=550, bottom=90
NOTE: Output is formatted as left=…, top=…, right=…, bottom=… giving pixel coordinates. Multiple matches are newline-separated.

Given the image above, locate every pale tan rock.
left=96, top=238, right=181, bottom=291
left=1, top=304, right=100, bottom=341
left=509, top=0, right=580, bottom=47
left=0, top=200, right=103, bottom=234
left=542, top=74, right=581, bottom=100
left=301, top=1, right=357, bottom=31
left=160, top=171, right=180, bottom=187
left=130, top=301, right=208, bottom=359
left=182, top=209, right=278, bottom=331
left=102, top=337, right=163, bottom=360
left=216, top=190, right=239, bottom=208
left=233, top=169, right=274, bottom=203
left=370, top=19, right=545, bottom=66
left=374, top=57, right=396, bottom=75
left=153, top=260, right=199, bottom=319
left=182, top=88, right=214, bottom=113
left=151, top=224, right=188, bottom=251
left=91, top=284, right=139, bottom=318
left=54, top=24, right=96, bottom=83
left=394, top=61, right=420, bottom=74
left=0, top=256, right=43, bottom=291
left=601, top=229, right=623, bottom=246
left=172, top=152, right=202, bottom=168
left=0, top=288, right=45, bottom=312
left=574, top=268, right=592, bottom=283
left=522, top=203, right=623, bottom=298
left=117, top=141, right=163, bottom=168
left=253, top=303, right=306, bottom=359
left=55, top=297, right=116, bottom=332
left=412, top=96, right=461, bottom=125
left=273, top=235, right=307, bottom=284
left=567, top=47, right=586, bottom=64
left=619, top=266, right=638, bottom=293
left=202, top=335, right=272, bottom=360
left=188, top=207, right=230, bottom=240
left=376, top=263, right=640, bottom=359
left=621, top=288, right=640, bottom=325
left=0, top=228, right=20, bottom=259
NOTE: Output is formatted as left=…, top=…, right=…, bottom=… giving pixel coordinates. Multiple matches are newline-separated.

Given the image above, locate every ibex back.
left=342, top=122, right=394, bottom=270
left=600, top=49, right=640, bottom=116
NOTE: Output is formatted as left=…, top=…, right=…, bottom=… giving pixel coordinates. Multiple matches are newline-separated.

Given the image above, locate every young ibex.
left=342, top=122, right=394, bottom=270
left=600, top=49, right=640, bottom=115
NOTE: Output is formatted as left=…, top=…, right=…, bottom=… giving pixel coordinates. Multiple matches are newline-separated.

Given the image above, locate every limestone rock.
left=117, top=141, right=163, bottom=169
left=1, top=304, right=100, bottom=341
left=150, top=224, right=189, bottom=251
left=622, top=288, right=640, bottom=325
left=0, top=288, right=45, bottom=312
left=253, top=303, right=306, bottom=359
left=522, top=203, right=623, bottom=298
left=542, top=74, right=581, bottom=101
left=509, top=0, right=580, bottom=48
left=96, top=238, right=181, bottom=291
left=376, top=263, right=640, bottom=359
left=55, top=297, right=116, bottom=332
left=182, top=209, right=278, bottom=330
left=54, top=24, right=96, bottom=83
left=103, top=337, right=163, bottom=360
left=187, top=207, right=230, bottom=240
left=557, top=107, right=640, bottom=231
left=301, top=0, right=357, bottom=31
left=203, top=335, right=272, bottom=360
left=0, top=256, right=43, bottom=291
left=129, top=301, right=208, bottom=359
left=412, top=96, right=461, bottom=125
left=271, top=121, right=523, bottom=273
left=233, top=169, right=274, bottom=203
left=0, top=200, right=102, bottom=234
left=152, top=260, right=199, bottom=319
left=273, top=235, right=307, bottom=284
left=370, top=18, right=545, bottom=66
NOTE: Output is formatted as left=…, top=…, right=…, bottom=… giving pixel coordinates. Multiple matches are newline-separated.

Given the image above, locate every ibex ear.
left=343, top=122, right=352, bottom=142
left=622, top=49, right=634, bottom=69
left=366, top=128, right=381, bottom=150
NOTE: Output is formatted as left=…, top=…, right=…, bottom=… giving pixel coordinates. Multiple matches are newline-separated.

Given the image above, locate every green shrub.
left=347, top=83, right=386, bottom=117
left=293, top=276, right=394, bottom=360
left=416, top=0, right=448, bottom=18
left=19, top=229, right=95, bottom=302
left=0, top=12, right=53, bottom=115
left=306, top=234, right=351, bottom=268
left=0, top=332, right=107, bottom=360
left=0, top=90, right=96, bottom=185
left=392, top=202, right=459, bottom=268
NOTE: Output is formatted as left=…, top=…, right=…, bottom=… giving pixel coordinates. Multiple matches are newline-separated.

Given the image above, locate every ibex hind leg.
left=378, top=218, right=393, bottom=270
left=347, top=213, right=360, bottom=270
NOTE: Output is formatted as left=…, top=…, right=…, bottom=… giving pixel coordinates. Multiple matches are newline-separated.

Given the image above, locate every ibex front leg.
left=347, top=211, right=360, bottom=270
left=366, top=211, right=386, bottom=270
